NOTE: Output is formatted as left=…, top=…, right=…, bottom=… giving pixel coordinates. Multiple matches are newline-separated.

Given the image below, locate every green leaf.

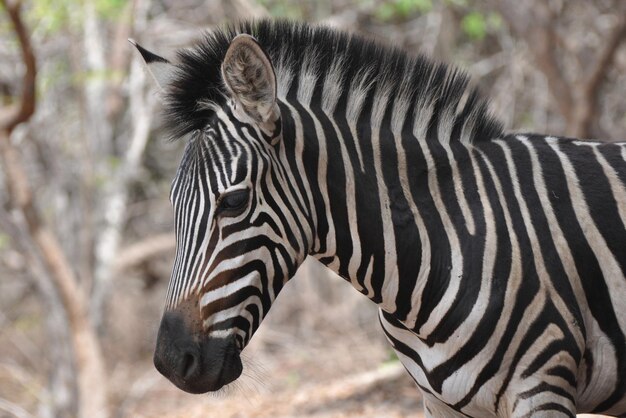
left=96, top=0, right=128, bottom=19
left=445, top=0, right=467, bottom=6
left=108, top=156, right=122, bottom=170
left=30, top=0, right=70, bottom=33
left=0, top=233, right=10, bottom=250
left=375, top=0, right=432, bottom=21
left=376, top=3, right=397, bottom=21
left=257, top=0, right=305, bottom=19
left=462, top=11, right=487, bottom=40
left=411, top=0, right=433, bottom=13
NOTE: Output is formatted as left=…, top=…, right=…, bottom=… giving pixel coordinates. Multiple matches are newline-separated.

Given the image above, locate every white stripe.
left=319, top=69, right=366, bottom=293
left=200, top=271, right=260, bottom=307
left=370, top=82, right=397, bottom=312
left=547, top=140, right=626, bottom=335
left=345, top=68, right=375, bottom=172
left=436, top=147, right=523, bottom=406
left=413, top=141, right=464, bottom=337
left=496, top=139, right=584, bottom=347
left=592, top=146, right=626, bottom=229
left=391, top=94, right=431, bottom=328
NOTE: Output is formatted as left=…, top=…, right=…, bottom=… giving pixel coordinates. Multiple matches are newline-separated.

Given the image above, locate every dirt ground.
left=101, top=261, right=424, bottom=418
left=127, top=363, right=424, bottom=418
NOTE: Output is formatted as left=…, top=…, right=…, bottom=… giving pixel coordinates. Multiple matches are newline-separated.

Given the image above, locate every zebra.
left=132, top=20, right=626, bottom=417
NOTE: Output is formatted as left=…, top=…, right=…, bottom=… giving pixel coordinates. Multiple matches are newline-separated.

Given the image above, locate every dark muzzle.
left=153, top=311, right=242, bottom=394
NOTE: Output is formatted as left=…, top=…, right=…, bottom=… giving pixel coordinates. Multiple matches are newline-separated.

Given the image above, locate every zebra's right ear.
left=129, top=39, right=174, bottom=91
left=221, top=34, right=278, bottom=125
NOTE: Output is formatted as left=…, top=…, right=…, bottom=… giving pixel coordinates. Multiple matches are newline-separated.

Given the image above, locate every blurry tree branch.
left=573, top=17, right=626, bottom=138
left=499, top=0, right=626, bottom=138
left=223, top=0, right=269, bottom=19
left=0, top=0, right=35, bottom=131
left=91, top=0, right=156, bottom=331
left=0, top=397, right=34, bottom=418
left=0, top=211, right=76, bottom=417
left=0, top=1, right=109, bottom=417
left=114, top=233, right=175, bottom=272
left=498, top=3, right=572, bottom=123
left=83, top=0, right=111, bottom=155
left=106, top=1, right=134, bottom=122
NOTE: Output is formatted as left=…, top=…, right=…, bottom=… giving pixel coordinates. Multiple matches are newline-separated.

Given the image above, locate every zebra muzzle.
left=153, top=311, right=242, bottom=393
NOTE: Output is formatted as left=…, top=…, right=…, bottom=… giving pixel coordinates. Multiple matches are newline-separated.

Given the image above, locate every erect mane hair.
left=164, top=19, right=504, bottom=143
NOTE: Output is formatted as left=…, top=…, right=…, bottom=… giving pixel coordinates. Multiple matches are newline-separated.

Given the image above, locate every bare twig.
left=114, top=233, right=175, bottom=272
left=498, top=2, right=574, bottom=123
left=0, top=209, right=76, bottom=417
left=0, top=2, right=109, bottom=417
left=106, top=1, right=134, bottom=122
left=574, top=17, right=626, bottom=138
left=90, top=0, right=155, bottom=330
left=499, top=0, right=626, bottom=138
left=113, top=369, right=161, bottom=418
left=223, top=0, right=269, bottom=19
left=0, top=397, right=34, bottom=418
left=0, top=0, right=35, bottom=132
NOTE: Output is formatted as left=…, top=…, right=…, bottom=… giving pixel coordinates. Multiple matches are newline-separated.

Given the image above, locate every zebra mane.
left=164, top=19, right=503, bottom=144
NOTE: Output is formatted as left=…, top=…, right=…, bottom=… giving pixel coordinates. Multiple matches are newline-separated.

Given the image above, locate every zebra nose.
left=153, top=310, right=243, bottom=394
left=179, top=348, right=200, bottom=380
left=153, top=312, right=203, bottom=387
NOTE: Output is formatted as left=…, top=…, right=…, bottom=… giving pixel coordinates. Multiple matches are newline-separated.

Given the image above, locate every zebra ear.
left=221, top=34, right=278, bottom=124
left=129, top=39, right=174, bottom=91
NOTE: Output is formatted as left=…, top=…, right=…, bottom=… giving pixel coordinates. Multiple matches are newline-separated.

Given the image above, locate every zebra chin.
left=153, top=311, right=243, bottom=394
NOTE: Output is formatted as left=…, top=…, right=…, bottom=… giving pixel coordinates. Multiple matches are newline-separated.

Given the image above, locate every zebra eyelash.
left=215, top=187, right=251, bottom=216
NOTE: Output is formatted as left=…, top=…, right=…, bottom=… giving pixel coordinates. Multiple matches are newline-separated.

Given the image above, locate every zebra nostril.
left=180, top=350, right=200, bottom=380
left=180, top=349, right=200, bottom=380
left=235, top=336, right=243, bottom=351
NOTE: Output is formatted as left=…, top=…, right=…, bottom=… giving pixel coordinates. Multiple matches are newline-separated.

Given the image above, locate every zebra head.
left=133, top=34, right=311, bottom=393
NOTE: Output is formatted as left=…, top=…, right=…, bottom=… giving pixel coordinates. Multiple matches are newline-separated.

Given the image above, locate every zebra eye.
left=218, top=189, right=249, bottom=215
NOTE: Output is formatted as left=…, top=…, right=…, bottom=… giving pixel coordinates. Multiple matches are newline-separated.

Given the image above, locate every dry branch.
left=90, top=0, right=156, bottom=330
left=0, top=0, right=35, bottom=131
left=0, top=397, right=34, bottom=418
left=498, top=2, right=573, bottom=123
left=114, top=233, right=175, bottom=272
left=0, top=1, right=109, bottom=417
left=573, top=17, right=626, bottom=138
left=499, top=0, right=626, bottom=138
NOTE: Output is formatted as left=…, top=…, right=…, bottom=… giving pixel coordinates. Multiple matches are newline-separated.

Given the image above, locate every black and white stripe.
left=157, top=20, right=626, bottom=417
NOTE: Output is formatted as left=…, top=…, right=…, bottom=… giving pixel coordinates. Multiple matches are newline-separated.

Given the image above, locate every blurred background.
left=0, top=0, right=624, bottom=417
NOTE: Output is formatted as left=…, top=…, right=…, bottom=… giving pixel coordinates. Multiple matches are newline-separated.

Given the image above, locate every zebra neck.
left=283, top=96, right=478, bottom=326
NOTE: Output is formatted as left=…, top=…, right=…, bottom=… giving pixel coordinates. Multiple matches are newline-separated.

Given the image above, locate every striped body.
left=370, top=135, right=626, bottom=417
left=142, top=21, right=626, bottom=416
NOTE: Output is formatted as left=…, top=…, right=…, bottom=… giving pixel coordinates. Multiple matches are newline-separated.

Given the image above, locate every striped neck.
left=278, top=80, right=483, bottom=326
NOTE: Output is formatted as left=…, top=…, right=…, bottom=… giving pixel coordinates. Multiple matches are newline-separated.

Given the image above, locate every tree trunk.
left=0, top=1, right=109, bottom=417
